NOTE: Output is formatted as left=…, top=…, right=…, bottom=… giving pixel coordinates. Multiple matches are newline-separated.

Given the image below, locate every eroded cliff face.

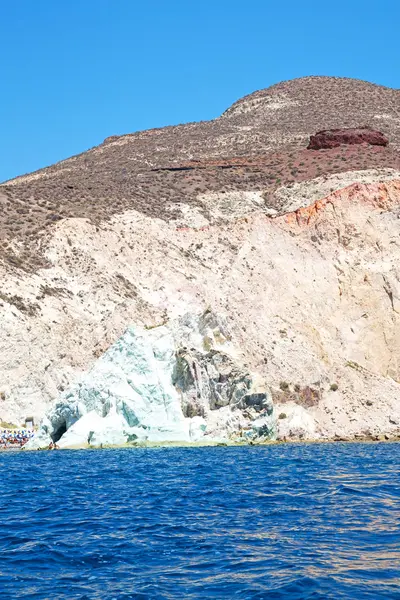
left=27, top=312, right=274, bottom=448
left=2, top=176, right=400, bottom=443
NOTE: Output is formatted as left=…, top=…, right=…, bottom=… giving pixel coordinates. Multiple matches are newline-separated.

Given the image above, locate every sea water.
left=0, top=443, right=399, bottom=599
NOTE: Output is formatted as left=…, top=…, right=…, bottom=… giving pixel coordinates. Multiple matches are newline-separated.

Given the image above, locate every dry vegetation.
left=273, top=383, right=322, bottom=408
left=1, top=76, right=399, bottom=270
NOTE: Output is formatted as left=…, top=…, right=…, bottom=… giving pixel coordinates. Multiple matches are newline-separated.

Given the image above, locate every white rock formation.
left=26, top=313, right=274, bottom=449
left=275, top=403, right=317, bottom=441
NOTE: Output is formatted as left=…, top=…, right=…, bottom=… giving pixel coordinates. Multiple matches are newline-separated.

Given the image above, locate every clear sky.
left=1, top=0, right=399, bottom=182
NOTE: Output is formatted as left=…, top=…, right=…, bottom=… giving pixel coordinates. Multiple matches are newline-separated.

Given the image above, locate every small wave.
left=0, top=443, right=398, bottom=598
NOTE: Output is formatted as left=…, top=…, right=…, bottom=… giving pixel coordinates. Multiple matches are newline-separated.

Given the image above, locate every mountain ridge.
left=3, top=76, right=400, bottom=184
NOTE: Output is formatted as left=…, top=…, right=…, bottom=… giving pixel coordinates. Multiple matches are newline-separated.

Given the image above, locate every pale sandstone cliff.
left=1, top=175, right=400, bottom=442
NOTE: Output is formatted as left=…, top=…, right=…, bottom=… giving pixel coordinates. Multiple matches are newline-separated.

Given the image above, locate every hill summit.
left=1, top=76, right=400, bottom=269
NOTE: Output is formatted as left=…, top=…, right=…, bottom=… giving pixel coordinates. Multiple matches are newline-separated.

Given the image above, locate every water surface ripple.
left=0, top=443, right=399, bottom=599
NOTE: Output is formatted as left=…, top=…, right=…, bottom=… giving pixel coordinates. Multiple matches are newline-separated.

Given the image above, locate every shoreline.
left=18, top=434, right=400, bottom=452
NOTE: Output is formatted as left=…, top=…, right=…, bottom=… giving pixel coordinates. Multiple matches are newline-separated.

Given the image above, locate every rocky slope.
left=2, top=76, right=400, bottom=446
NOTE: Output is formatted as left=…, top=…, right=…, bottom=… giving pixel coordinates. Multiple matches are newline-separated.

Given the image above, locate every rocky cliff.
left=2, top=76, right=400, bottom=446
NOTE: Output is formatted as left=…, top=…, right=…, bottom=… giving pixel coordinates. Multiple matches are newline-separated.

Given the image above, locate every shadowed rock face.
left=308, top=128, right=389, bottom=150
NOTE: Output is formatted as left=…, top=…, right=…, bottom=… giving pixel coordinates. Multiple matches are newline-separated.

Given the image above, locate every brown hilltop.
left=224, top=76, right=400, bottom=139
left=1, top=76, right=400, bottom=270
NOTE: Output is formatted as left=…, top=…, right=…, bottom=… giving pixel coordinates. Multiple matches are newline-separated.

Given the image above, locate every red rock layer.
left=308, top=128, right=388, bottom=150
left=277, top=179, right=400, bottom=230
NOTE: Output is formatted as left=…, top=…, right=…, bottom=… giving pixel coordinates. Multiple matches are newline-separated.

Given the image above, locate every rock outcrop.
left=308, top=128, right=388, bottom=150
left=26, top=312, right=274, bottom=449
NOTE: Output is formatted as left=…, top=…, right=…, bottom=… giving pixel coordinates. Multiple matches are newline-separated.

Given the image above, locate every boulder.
left=308, top=128, right=388, bottom=150
left=275, top=402, right=317, bottom=440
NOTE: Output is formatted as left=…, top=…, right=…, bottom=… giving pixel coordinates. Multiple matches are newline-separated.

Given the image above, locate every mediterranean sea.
left=0, top=443, right=399, bottom=599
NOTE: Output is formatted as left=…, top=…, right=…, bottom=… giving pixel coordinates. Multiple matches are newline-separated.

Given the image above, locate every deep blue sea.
left=0, top=444, right=399, bottom=599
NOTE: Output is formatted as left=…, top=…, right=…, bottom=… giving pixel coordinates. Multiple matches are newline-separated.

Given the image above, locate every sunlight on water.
left=0, top=443, right=399, bottom=599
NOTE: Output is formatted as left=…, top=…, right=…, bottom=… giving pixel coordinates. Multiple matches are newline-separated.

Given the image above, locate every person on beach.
left=0, top=428, right=34, bottom=448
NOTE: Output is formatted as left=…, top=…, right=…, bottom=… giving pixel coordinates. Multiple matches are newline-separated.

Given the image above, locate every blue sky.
left=1, top=0, right=399, bottom=182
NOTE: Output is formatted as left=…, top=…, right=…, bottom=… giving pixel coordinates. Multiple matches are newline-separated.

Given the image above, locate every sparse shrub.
left=280, top=381, right=289, bottom=391
left=279, top=413, right=287, bottom=420
left=0, top=420, right=16, bottom=428
left=330, top=383, right=338, bottom=391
